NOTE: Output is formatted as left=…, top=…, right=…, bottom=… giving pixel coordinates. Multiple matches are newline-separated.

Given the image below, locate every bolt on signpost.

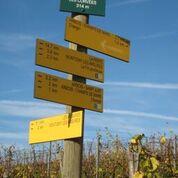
left=29, top=0, right=130, bottom=178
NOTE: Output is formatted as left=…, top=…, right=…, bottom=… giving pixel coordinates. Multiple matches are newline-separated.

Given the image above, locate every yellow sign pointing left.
left=29, top=111, right=83, bottom=144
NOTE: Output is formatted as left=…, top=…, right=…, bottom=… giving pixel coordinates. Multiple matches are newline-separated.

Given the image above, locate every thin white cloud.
left=86, top=115, right=144, bottom=133
left=109, top=0, right=151, bottom=7
left=0, top=132, right=26, bottom=140
left=104, top=109, right=178, bottom=122
left=0, top=33, right=35, bottom=52
left=0, top=100, right=63, bottom=108
left=85, top=112, right=178, bottom=140
left=104, top=82, right=178, bottom=90
left=1, top=100, right=178, bottom=123
left=0, top=100, right=65, bottom=118
left=136, top=31, right=177, bottom=40
left=0, top=33, right=60, bottom=53
left=0, top=89, right=23, bottom=95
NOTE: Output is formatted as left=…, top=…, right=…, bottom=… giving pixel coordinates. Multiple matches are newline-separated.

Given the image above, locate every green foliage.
left=130, top=134, right=178, bottom=178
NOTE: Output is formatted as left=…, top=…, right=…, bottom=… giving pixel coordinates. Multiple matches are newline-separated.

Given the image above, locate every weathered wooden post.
left=62, top=13, right=89, bottom=178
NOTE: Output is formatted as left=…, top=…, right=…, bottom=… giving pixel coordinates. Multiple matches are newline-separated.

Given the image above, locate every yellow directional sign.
left=29, top=111, right=83, bottom=144
left=36, top=39, right=104, bottom=82
left=34, top=71, right=103, bottom=112
left=65, top=17, right=130, bottom=62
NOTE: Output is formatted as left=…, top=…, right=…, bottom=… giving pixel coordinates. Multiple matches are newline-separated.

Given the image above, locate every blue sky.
left=0, top=0, right=178, bottom=147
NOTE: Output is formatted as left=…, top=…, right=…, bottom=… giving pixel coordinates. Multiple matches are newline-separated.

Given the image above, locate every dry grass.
left=0, top=131, right=177, bottom=177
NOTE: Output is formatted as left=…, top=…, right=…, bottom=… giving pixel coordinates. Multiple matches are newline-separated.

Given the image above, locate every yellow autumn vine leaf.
left=150, top=157, right=159, bottom=171
left=130, top=134, right=144, bottom=145
left=160, top=136, right=166, bottom=144
left=99, top=168, right=103, bottom=172
left=130, top=138, right=137, bottom=144
left=134, top=171, right=144, bottom=178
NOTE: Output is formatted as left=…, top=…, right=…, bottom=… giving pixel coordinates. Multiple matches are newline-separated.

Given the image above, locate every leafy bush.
left=130, top=134, right=178, bottom=178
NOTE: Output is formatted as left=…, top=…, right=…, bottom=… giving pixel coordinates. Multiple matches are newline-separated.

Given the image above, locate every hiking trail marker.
left=36, top=39, right=104, bottom=82
left=60, top=0, right=106, bottom=16
left=29, top=111, right=83, bottom=144
left=34, top=71, right=103, bottom=112
left=65, top=17, right=130, bottom=62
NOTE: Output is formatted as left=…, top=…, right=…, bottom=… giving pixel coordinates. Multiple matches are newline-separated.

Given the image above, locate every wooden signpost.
left=30, top=0, right=131, bottom=177
left=62, top=14, right=89, bottom=178
left=36, top=39, right=104, bottom=82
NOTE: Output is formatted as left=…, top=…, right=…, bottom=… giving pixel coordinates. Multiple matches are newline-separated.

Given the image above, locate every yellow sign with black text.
left=34, top=71, right=103, bottom=112
left=65, top=17, right=130, bottom=62
left=29, top=111, right=83, bottom=144
left=36, top=39, right=104, bottom=82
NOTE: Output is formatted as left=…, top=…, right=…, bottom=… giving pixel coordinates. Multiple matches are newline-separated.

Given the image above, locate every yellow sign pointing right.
left=29, top=111, right=83, bottom=144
